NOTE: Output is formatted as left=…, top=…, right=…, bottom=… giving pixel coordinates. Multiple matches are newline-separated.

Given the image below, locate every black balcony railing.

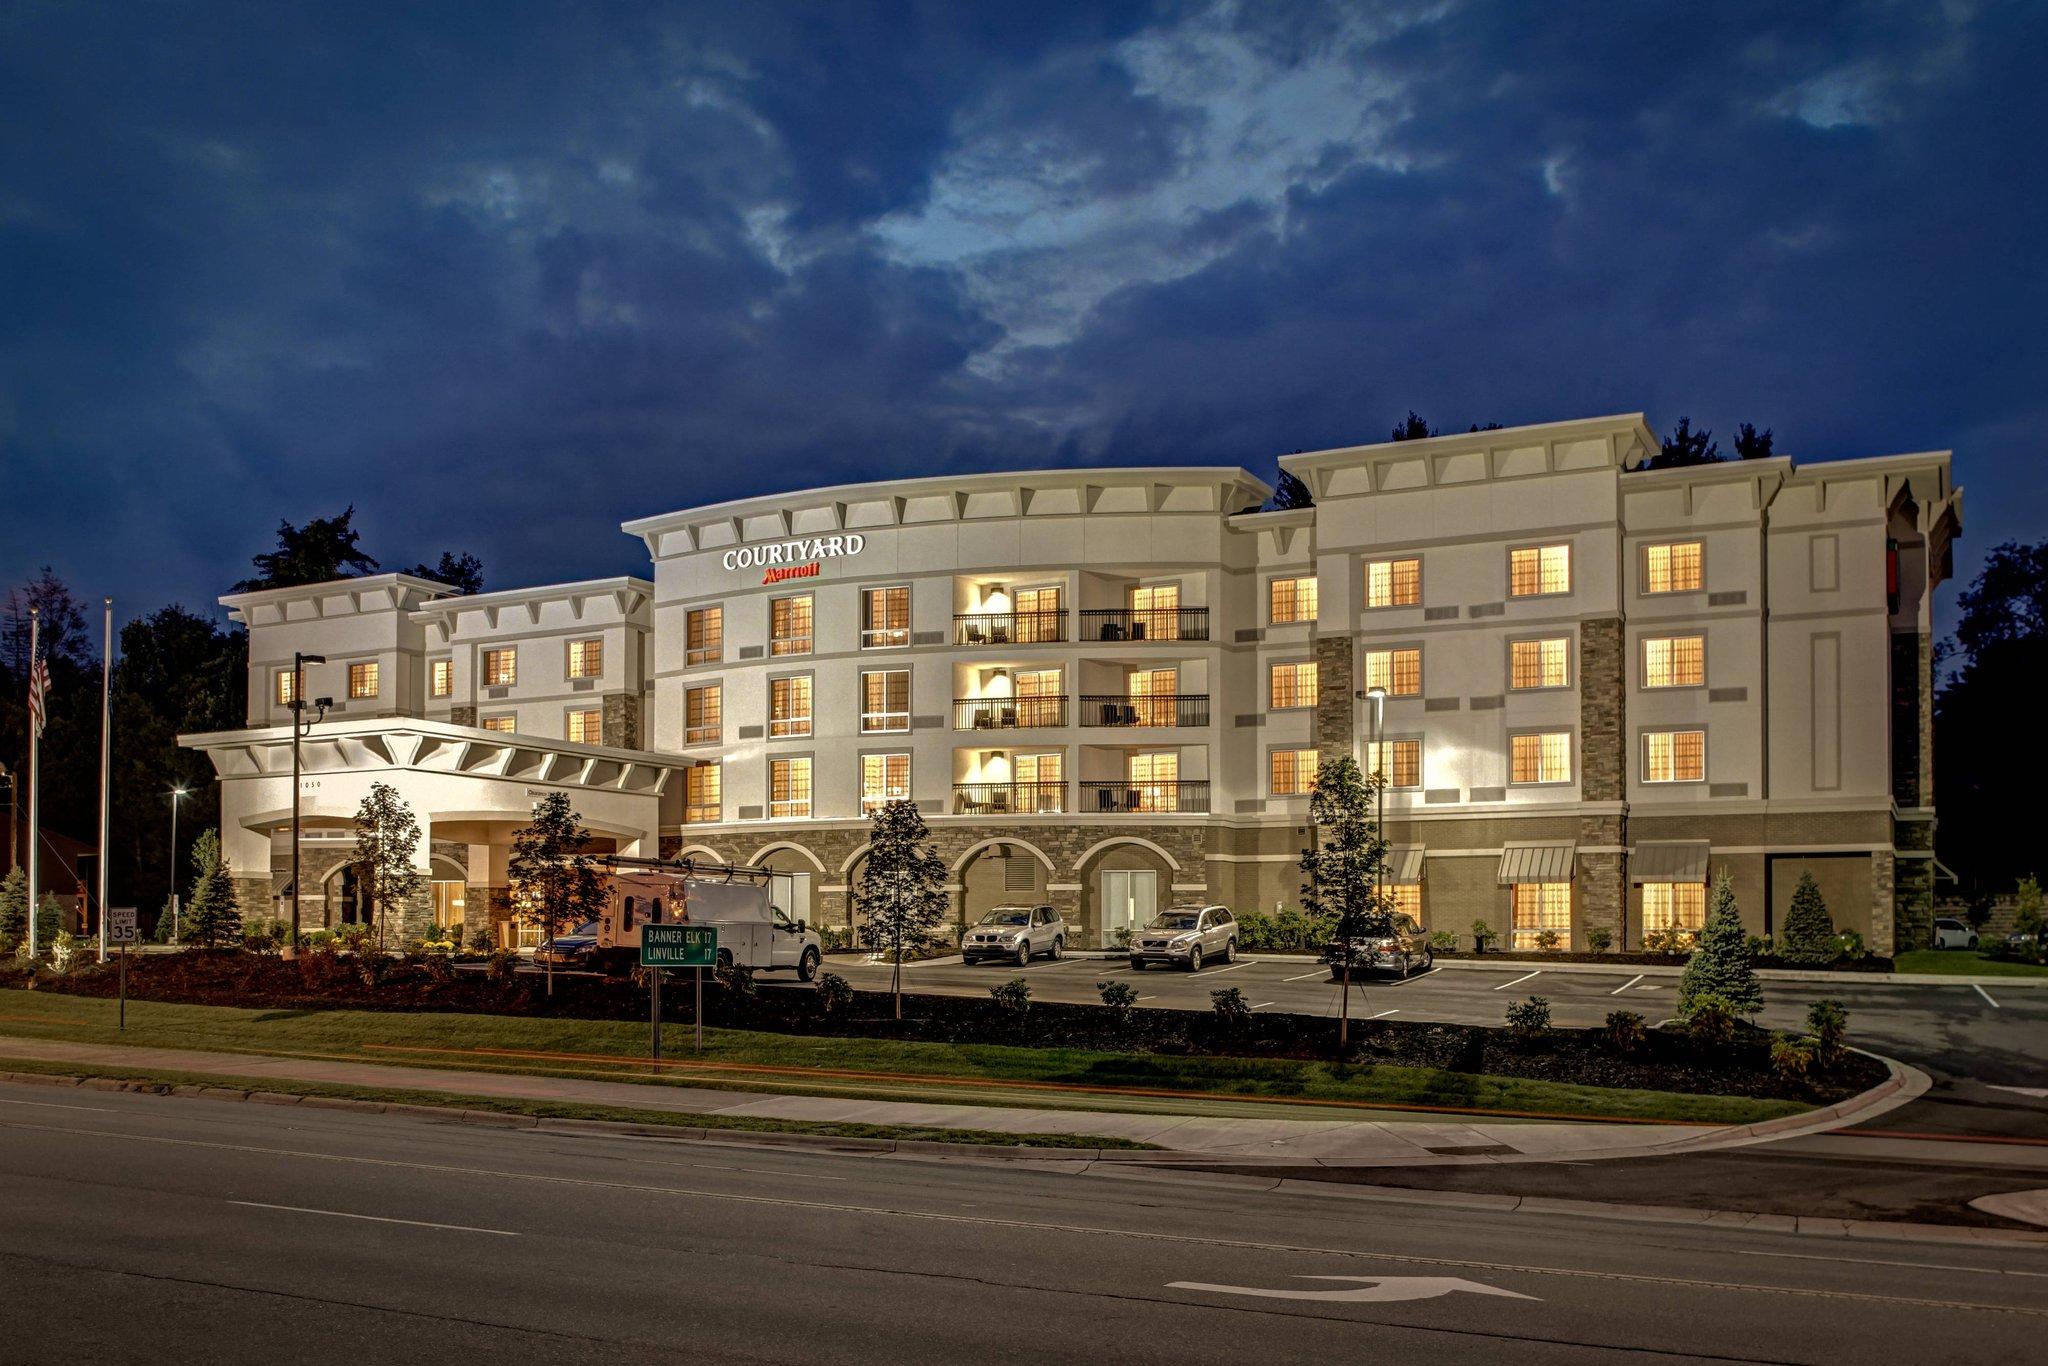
left=952, top=695, right=1067, bottom=730
left=1078, top=607, right=1209, bottom=642
left=952, top=782, right=1067, bottom=815
left=953, top=611, right=1066, bottom=645
left=1078, top=694, right=1209, bottom=728
left=1080, top=780, right=1210, bottom=814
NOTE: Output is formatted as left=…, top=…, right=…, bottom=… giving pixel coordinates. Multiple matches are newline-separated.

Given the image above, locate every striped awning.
left=1387, top=845, right=1425, bottom=885
left=1631, top=840, right=1710, bottom=884
left=1497, top=842, right=1575, bottom=885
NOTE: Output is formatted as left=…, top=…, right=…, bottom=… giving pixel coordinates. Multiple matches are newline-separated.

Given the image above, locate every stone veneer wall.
left=449, top=704, right=478, bottom=728
left=1575, top=617, right=1628, bottom=949
left=1890, top=631, right=1932, bottom=808
left=602, top=692, right=641, bottom=749
left=1312, top=634, right=1355, bottom=763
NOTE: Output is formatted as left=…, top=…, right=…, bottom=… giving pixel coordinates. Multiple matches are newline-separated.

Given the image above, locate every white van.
left=595, top=870, right=822, bottom=980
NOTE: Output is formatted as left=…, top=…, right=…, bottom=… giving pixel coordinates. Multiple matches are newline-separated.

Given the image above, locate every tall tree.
left=185, top=828, right=243, bottom=949
left=507, top=792, right=606, bottom=995
left=1676, top=868, right=1761, bottom=1015
left=1269, top=470, right=1315, bottom=510
left=2, top=567, right=93, bottom=675
left=235, top=507, right=379, bottom=591
left=856, top=800, right=948, bottom=1020
left=1468, top=421, right=1504, bottom=432
left=1300, top=756, right=1392, bottom=1050
left=1651, top=417, right=1722, bottom=469
left=408, top=552, right=485, bottom=595
left=1733, top=422, right=1775, bottom=460
left=1389, top=411, right=1437, bottom=441
left=352, top=782, right=424, bottom=948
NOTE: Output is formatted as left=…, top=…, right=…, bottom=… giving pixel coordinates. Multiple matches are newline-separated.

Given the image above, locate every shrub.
left=1534, top=928, right=1561, bottom=951
left=1677, top=869, right=1762, bottom=1017
left=1111, top=927, right=1134, bottom=951
left=816, top=971, right=854, bottom=1014
left=47, top=928, right=81, bottom=975
left=1505, top=995, right=1551, bottom=1042
left=1603, top=1009, right=1647, bottom=1054
left=990, top=978, right=1031, bottom=1014
left=1210, top=986, right=1251, bottom=1028
left=466, top=925, right=496, bottom=953
left=1470, top=919, right=1496, bottom=952
left=716, top=961, right=757, bottom=997
left=1779, top=872, right=1836, bottom=965
left=1833, top=929, right=1864, bottom=962
left=1586, top=926, right=1613, bottom=954
left=1806, top=998, right=1849, bottom=1068
left=241, top=916, right=286, bottom=955
left=1428, top=930, right=1457, bottom=952
left=1644, top=925, right=1689, bottom=955
left=1684, top=993, right=1740, bottom=1050
left=485, top=948, right=519, bottom=982
left=1233, top=906, right=1334, bottom=953
left=2013, top=875, right=2044, bottom=939
left=1097, top=979, right=1138, bottom=1021
left=333, top=923, right=372, bottom=953
left=1770, top=1036, right=1816, bottom=1085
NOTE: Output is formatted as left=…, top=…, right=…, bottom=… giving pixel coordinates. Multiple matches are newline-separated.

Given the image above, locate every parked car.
left=2003, top=926, right=2046, bottom=953
left=533, top=920, right=601, bottom=969
left=1931, top=917, right=1980, bottom=950
left=1323, top=912, right=1434, bottom=977
left=962, top=904, right=1066, bottom=966
left=1129, top=905, right=1237, bottom=971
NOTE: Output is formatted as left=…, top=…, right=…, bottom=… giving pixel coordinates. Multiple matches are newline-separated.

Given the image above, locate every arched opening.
left=1077, top=839, right=1175, bottom=949
left=755, top=843, right=824, bottom=927
left=957, top=839, right=1052, bottom=935
left=428, top=855, right=469, bottom=942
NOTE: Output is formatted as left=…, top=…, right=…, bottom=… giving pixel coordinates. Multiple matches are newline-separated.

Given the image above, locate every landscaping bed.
left=4, top=950, right=1884, bottom=1108
left=1432, top=949, right=1895, bottom=972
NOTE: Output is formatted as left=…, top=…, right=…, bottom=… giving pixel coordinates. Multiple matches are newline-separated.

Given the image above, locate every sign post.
left=107, top=907, right=137, bottom=1031
left=641, top=925, right=717, bottom=1056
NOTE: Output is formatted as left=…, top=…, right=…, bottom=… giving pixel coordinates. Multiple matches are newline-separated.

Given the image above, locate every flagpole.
left=97, top=598, right=113, bottom=964
left=26, top=607, right=40, bottom=961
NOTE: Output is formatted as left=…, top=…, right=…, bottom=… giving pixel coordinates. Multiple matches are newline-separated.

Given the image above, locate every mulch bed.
left=1430, top=950, right=1894, bottom=971
left=6, top=951, right=1884, bottom=1105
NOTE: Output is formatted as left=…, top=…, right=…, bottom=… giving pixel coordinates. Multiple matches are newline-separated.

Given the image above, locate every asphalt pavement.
left=2, top=1079, right=2042, bottom=1364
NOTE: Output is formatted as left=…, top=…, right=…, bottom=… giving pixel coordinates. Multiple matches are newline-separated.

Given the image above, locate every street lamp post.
left=288, top=652, right=329, bottom=950
left=1366, top=686, right=1388, bottom=930
left=0, top=761, right=15, bottom=873
left=168, top=786, right=187, bottom=943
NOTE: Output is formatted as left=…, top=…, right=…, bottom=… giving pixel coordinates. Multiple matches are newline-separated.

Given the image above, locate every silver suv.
left=1130, top=905, right=1238, bottom=971
left=962, top=904, right=1066, bottom=966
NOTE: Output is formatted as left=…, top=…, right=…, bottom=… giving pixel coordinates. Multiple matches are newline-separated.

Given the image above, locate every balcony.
left=954, top=611, right=1066, bottom=646
left=1080, top=779, right=1210, bottom=814
left=1078, top=607, right=1209, bottom=642
left=952, top=782, right=1067, bottom=816
left=952, top=695, right=1067, bottom=730
left=1079, top=694, right=1209, bottom=727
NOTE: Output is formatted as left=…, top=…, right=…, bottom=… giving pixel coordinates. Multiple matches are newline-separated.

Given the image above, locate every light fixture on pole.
left=168, top=785, right=189, bottom=943
left=288, top=652, right=329, bottom=950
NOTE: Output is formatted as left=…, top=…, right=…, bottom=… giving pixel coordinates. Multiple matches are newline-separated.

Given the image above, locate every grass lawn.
left=1892, top=949, right=2048, bottom=978
left=0, top=988, right=1807, bottom=1126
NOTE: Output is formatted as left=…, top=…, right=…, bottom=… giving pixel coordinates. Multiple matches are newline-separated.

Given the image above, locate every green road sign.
left=641, top=924, right=716, bottom=968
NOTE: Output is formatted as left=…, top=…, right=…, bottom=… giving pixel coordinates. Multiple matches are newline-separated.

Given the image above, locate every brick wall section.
left=602, top=692, right=642, bottom=749
left=1312, top=635, right=1355, bottom=763
left=1890, top=632, right=1932, bottom=807
left=1578, top=617, right=1626, bottom=803
left=1575, top=812, right=1627, bottom=950
left=1869, top=849, right=1897, bottom=955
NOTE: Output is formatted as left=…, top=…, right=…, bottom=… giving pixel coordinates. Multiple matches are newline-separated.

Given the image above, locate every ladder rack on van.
left=593, top=853, right=777, bottom=885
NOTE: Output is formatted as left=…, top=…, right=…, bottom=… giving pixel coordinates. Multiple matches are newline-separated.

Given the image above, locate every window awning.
left=1631, top=841, right=1710, bottom=884
left=1387, top=845, right=1425, bottom=886
left=1498, top=843, right=1575, bottom=885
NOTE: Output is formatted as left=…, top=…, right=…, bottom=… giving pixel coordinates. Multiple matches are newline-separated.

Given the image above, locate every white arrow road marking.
left=1168, top=1275, right=1537, bottom=1303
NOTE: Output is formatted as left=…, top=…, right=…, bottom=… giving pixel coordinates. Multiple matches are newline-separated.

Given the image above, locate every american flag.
left=27, top=653, right=50, bottom=738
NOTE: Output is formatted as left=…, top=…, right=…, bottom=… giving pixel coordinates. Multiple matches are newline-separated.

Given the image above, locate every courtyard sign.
left=722, top=533, right=866, bottom=584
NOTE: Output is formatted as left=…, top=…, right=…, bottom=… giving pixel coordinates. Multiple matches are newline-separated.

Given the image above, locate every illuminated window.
left=481, top=715, right=516, bottom=734
left=1269, top=661, right=1318, bottom=709
left=861, top=753, right=911, bottom=813
left=1013, top=586, right=1062, bottom=643
left=275, top=670, right=298, bottom=706
left=1014, top=669, right=1062, bottom=727
left=684, top=685, right=721, bottom=744
left=1269, top=748, right=1319, bottom=795
left=684, top=763, right=721, bottom=823
left=1643, top=541, right=1703, bottom=594
left=483, top=648, right=517, bottom=686
left=1509, top=544, right=1572, bottom=597
left=861, top=669, right=910, bottom=733
left=1510, top=732, right=1573, bottom=784
left=1642, top=635, right=1705, bottom=688
left=1363, top=647, right=1421, bottom=697
left=769, top=675, right=813, bottom=738
left=1365, top=558, right=1421, bottom=608
left=1365, top=739, right=1421, bottom=789
left=1128, top=751, right=1178, bottom=813
left=565, top=708, right=602, bottom=744
left=1643, top=729, right=1706, bottom=783
left=685, top=607, right=723, bottom=665
left=861, top=586, right=909, bottom=649
left=1269, top=576, right=1319, bottom=624
left=770, top=757, right=812, bottom=819
left=1511, top=883, right=1571, bottom=948
left=1643, top=882, right=1706, bottom=939
left=1387, top=884, right=1422, bottom=923
left=1509, top=638, right=1571, bottom=690
left=429, top=659, right=452, bottom=698
left=1130, top=583, right=1182, bottom=640
left=770, top=595, right=813, bottom=656
left=567, top=639, right=603, bottom=679
left=348, top=662, right=379, bottom=699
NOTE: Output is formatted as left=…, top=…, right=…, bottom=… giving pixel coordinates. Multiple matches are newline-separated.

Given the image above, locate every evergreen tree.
left=1389, top=411, right=1437, bottom=441
left=1779, top=872, right=1837, bottom=965
left=1299, top=756, right=1392, bottom=1047
left=185, top=828, right=244, bottom=948
left=0, top=866, right=24, bottom=945
left=1651, top=416, right=1722, bottom=469
left=507, top=793, right=607, bottom=995
left=1677, top=867, right=1761, bottom=1015
left=408, top=552, right=485, bottom=595
left=1733, top=422, right=1775, bottom=460
left=1270, top=470, right=1315, bottom=510
left=856, top=800, right=949, bottom=1020
left=352, top=781, right=424, bottom=948
left=235, top=507, right=380, bottom=591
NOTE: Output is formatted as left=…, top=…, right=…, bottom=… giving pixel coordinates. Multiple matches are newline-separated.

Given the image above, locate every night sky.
left=4, top=1, right=2042, bottom=626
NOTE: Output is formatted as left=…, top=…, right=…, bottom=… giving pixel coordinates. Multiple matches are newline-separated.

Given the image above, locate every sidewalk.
left=0, top=1035, right=1917, bottom=1168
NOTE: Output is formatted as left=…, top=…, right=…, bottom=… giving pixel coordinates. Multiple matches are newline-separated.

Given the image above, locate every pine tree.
left=352, top=781, right=423, bottom=948
left=1779, top=872, right=1836, bottom=965
left=1677, top=867, right=1761, bottom=1015
left=1390, top=411, right=1437, bottom=441
left=507, top=793, right=607, bottom=995
left=1651, top=416, right=1723, bottom=469
left=856, top=800, right=949, bottom=1020
left=1270, top=469, right=1314, bottom=510
left=1299, top=756, right=1392, bottom=1048
left=0, top=867, right=25, bottom=946
left=1733, top=422, right=1775, bottom=460
left=185, top=828, right=244, bottom=949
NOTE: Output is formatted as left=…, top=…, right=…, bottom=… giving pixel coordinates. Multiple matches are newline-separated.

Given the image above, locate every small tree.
left=856, top=800, right=949, bottom=1020
left=2014, top=875, right=2045, bottom=938
left=1300, top=756, right=1392, bottom=1050
left=0, top=867, right=25, bottom=948
left=352, top=782, right=424, bottom=949
left=1779, top=872, right=1836, bottom=965
left=185, top=828, right=244, bottom=949
left=1677, top=867, right=1762, bottom=1017
left=506, top=793, right=608, bottom=996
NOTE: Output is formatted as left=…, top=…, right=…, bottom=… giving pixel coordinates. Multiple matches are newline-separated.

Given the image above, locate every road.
left=1, top=1080, right=2041, bottom=1365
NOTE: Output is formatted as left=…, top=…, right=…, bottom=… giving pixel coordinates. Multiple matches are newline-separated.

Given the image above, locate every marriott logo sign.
left=723, top=533, right=867, bottom=585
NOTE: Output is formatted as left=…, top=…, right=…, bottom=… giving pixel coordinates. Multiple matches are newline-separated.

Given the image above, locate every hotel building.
left=183, top=414, right=1960, bottom=954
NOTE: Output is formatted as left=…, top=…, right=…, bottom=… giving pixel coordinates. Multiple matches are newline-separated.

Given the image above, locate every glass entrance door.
left=1100, top=869, right=1158, bottom=945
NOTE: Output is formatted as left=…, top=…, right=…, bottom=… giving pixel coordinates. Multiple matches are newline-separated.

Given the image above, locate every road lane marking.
left=1367, top=1008, right=1399, bottom=1019
left=229, top=1200, right=518, bottom=1236
left=1492, top=972, right=1542, bottom=991
left=1611, top=975, right=1644, bottom=996
left=1282, top=969, right=1327, bottom=982
left=1249, top=1002, right=1277, bottom=1010
left=1974, top=984, right=2001, bottom=1009
left=1168, top=1275, right=1536, bottom=1303
left=1989, top=1086, right=2047, bottom=1099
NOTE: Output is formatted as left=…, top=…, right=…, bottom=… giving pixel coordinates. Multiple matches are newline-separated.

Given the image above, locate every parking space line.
left=1367, top=1008, right=1399, bottom=1019
left=1249, top=1001, right=1276, bottom=1010
left=1611, top=974, right=1644, bottom=995
left=1192, top=961, right=1254, bottom=976
left=1492, top=971, right=1542, bottom=991
left=1380, top=965, right=1442, bottom=987
left=1281, top=969, right=1326, bottom=982
left=1974, top=984, right=2001, bottom=1009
